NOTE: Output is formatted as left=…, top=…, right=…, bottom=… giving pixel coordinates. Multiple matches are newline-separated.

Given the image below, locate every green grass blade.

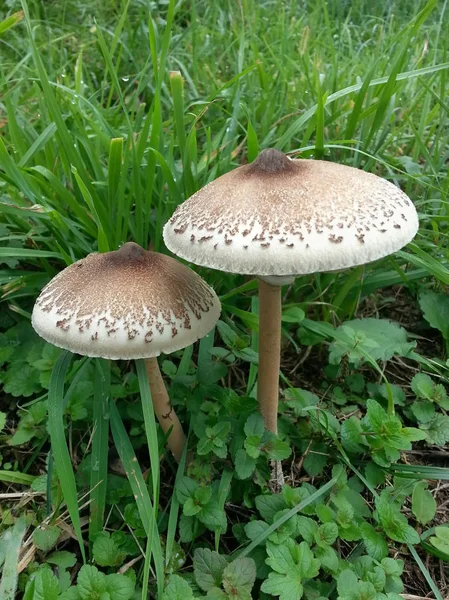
left=235, top=477, right=338, bottom=559
left=135, top=360, right=160, bottom=514
left=89, top=359, right=110, bottom=544
left=47, top=350, right=86, bottom=562
left=110, top=402, right=164, bottom=597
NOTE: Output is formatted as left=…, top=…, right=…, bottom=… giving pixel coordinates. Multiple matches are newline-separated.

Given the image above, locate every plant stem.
left=257, top=279, right=282, bottom=433
left=144, top=357, right=186, bottom=461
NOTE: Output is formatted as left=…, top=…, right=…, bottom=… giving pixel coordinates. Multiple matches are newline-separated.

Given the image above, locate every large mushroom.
left=163, top=149, right=419, bottom=436
left=32, top=242, right=221, bottom=460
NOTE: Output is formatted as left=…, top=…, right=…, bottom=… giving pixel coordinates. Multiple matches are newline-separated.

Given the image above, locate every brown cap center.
left=247, top=148, right=294, bottom=175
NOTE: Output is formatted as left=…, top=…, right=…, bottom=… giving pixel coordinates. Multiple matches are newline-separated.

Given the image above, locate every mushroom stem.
left=144, top=358, right=186, bottom=461
left=257, top=279, right=282, bottom=434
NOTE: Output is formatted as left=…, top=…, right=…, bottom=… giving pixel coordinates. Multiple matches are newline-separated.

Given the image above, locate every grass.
left=1, top=0, right=449, bottom=598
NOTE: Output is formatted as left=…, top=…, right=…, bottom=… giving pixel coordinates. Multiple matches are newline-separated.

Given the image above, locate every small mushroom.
left=32, top=242, right=221, bottom=460
left=163, top=149, right=419, bottom=436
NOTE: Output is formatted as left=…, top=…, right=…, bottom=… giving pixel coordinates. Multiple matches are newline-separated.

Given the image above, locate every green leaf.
left=194, top=548, right=228, bottom=592
left=375, top=494, right=420, bottom=545
left=184, top=498, right=203, bottom=517
left=93, top=532, right=127, bottom=567
left=315, top=522, right=338, bottom=547
left=261, top=570, right=304, bottom=600
left=0, top=412, right=6, bottom=432
left=419, top=290, right=449, bottom=340
left=244, top=520, right=270, bottom=545
left=24, top=569, right=59, bottom=600
left=244, top=413, right=265, bottom=437
left=264, top=436, right=291, bottom=461
left=244, top=436, right=262, bottom=459
left=381, top=557, right=404, bottom=577
left=295, top=516, right=318, bottom=544
left=32, top=525, right=60, bottom=552
left=104, top=573, right=135, bottom=600
left=410, top=373, right=435, bottom=400
left=410, top=400, right=435, bottom=424
left=366, top=566, right=386, bottom=591
left=235, top=449, right=257, bottom=479
left=199, top=503, right=227, bottom=532
left=337, top=569, right=358, bottom=596
left=222, top=557, right=256, bottom=596
left=421, top=414, right=449, bottom=445
left=341, top=417, right=367, bottom=454
left=176, top=477, right=199, bottom=503
left=76, top=565, right=107, bottom=597
left=47, top=551, right=77, bottom=570
left=255, top=495, right=288, bottom=522
left=329, top=319, right=415, bottom=366
left=412, top=481, right=436, bottom=525
left=314, top=543, right=339, bottom=573
left=162, top=575, right=195, bottom=600
left=3, top=362, right=41, bottom=397
left=359, top=523, right=388, bottom=561
left=429, top=526, right=449, bottom=554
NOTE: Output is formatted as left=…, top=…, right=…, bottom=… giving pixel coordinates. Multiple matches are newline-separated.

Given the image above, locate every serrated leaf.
left=194, top=548, right=228, bottom=592
left=244, top=413, right=265, bottom=437
left=315, top=522, right=338, bottom=547
left=244, top=520, right=270, bottom=545
left=410, top=400, right=435, bottom=424
left=176, top=477, right=199, bottom=503
left=296, top=516, right=318, bottom=544
left=255, top=494, right=288, bottom=522
left=260, top=570, right=303, bottom=600
left=421, top=413, right=449, bottom=445
left=234, top=449, right=257, bottom=480
left=359, top=523, right=388, bottom=561
left=104, top=573, right=135, bottom=600
left=24, top=568, right=60, bottom=600
left=32, top=525, right=60, bottom=552
left=77, top=565, right=107, bottom=597
left=329, top=319, right=415, bottom=366
left=93, top=532, right=126, bottom=567
left=412, top=481, right=436, bottom=525
left=341, top=417, right=367, bottom=454
left=410, top=373, right=434, bottom=400
left=419, top=290, right=449, bottom=340
left=162, top=575, right=195, bottom=600
left=222, top=557, right=256, bottom=596
left=337, top=569, right=358, bottom=596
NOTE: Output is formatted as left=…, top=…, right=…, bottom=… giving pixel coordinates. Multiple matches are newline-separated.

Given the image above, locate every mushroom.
left=163, top=148, right=419, bottom=436
left=32, top=242, right=221, bottom=460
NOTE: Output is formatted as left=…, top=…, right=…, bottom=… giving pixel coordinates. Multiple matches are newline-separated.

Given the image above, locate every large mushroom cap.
left=32, top=242, right=221, bottom=359
left=163, top=149, right=419, bottom=277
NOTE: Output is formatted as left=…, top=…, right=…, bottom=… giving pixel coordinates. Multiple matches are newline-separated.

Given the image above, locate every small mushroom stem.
left=144, top=358, right=186, bottom=461
left=257, top=279, right=282, bottom=434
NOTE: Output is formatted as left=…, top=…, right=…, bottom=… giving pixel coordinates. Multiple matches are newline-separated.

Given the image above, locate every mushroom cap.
left=163, top=149, right=419, bottom=277
left=31, top=243, right=221, bottom=359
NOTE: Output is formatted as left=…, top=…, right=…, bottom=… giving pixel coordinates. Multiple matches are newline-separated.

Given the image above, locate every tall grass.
left=1, top=0, right=449, bottom=596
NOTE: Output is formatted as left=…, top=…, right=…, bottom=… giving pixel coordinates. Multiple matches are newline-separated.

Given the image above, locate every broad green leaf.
left=92, top=532, right=127, bottom=567
left=23, top=569, right=59, bottom=600
left=235, top=449, right=257, bottom=480
left=162, top=575, right=195, bottom=600
left=32, top=525, right=60, bottom=552
left=412, top=481, right=436, bottom=525
left=194, top=548, right=228, bottom=592
left=419, top=290, right=449, bottom=340
left=222, top=557, right=256, bottom=596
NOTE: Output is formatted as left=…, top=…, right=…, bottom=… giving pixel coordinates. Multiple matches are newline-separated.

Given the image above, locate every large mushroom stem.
left=257, top=279, right=282, bottom=434
left=144, top=358, right=186, bottom=461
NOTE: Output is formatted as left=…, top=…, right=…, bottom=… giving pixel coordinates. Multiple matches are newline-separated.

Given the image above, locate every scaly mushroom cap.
left=163, top=149, right=419, bottom=277
left=31, top=242, right=221, bottom=359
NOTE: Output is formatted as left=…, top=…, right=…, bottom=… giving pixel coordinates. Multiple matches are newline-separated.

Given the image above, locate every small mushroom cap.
left=163, top=149, right=419, bottom=277
left=31, top=243, right=221, bottom=359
